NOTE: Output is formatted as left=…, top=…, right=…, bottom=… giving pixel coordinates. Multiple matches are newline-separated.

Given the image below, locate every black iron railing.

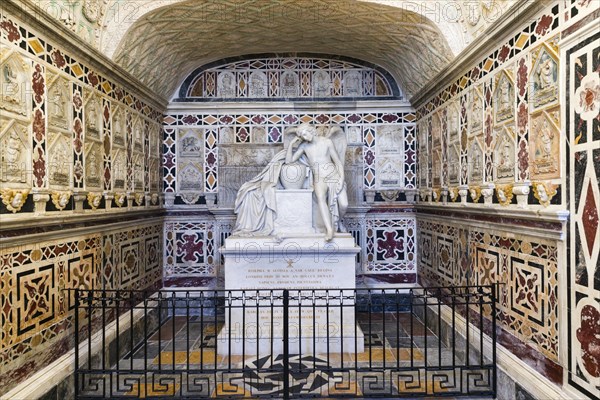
left=74, top=286, right=496, bottom=399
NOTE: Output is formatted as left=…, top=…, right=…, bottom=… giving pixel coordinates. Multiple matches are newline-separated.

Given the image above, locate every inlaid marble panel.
left=164, top=111, right=415, bottom=204
left=566, top=27, right=600, bottom=400
left=0, top=221, right=163, bottom=394
left=418, top=217, right=559, bottom=363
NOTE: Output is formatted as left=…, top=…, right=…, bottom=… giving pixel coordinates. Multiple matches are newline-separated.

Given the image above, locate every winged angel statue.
left=233, top=123, right=348, bottom=241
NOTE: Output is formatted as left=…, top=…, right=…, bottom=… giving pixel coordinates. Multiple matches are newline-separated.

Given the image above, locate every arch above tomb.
left=175, top=54, right=403, bottom=102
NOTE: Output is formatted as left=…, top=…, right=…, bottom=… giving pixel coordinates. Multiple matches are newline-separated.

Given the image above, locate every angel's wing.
left=325, top=125, right=347, bottom=166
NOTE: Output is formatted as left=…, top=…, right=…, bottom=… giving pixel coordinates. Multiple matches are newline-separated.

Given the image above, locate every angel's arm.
left=328, top=140, right=344, bottom=179
left=286, top=138, right=304, bottom=163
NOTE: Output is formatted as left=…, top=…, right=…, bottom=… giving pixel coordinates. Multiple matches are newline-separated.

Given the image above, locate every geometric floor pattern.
left=91, top=312, right=490, bottom=398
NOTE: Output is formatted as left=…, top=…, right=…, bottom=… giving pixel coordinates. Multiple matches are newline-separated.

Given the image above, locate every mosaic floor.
left=96, top=312, right=491, bottom=399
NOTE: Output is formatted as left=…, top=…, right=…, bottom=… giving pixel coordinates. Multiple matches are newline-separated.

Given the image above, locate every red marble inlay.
left=51, top=50, right=66, bottom=68
left=348, top=114, right=361, bottom=123
left=206, top=152, right=216, bottom=166
left=0, top=20, right=20, bottom=42
left=33, top=109, right=45, bottom=142
left=518, top=140, right=529, bottom=180
left=103, top=104, right=110, bottom=122
left=517, top=103, right=528, bottom=133
left=182, top=115, right=198, bottom=124
left=74, top=120, right=83, bottom=152
left=87, top=71, right=99, bottom=87
left=377, top=231, right=404, bottom=259
left=582, top=182, right=599, bottom=256
left=33, top=147, right=45, bottom=187
left=316, top=114, right=329, bottom=124
left=517, top=59, right=528, bottom=97
left=73, top=91, right=82, bottom=110
left=365, top=149, right=374, bottom=165
left=535, top=15, right=553, bottom=36
left=179, top=233, right=203, bottom=262
left=498, top=45, right=510, bottom=63
left=32, top=65, right=44, bottom=104
left=576, top=304, right=600, bottom=377
left=251, top=115, right=265, bottom=124
left=382, top=114, right=399, bottom=123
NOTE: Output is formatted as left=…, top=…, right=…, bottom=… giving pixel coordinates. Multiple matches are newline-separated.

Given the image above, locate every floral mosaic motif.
left=574, top=72, right=600, bottom=121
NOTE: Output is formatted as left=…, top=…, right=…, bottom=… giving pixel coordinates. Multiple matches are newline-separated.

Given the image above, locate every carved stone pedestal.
left=219, top=234, right=363, bottom=356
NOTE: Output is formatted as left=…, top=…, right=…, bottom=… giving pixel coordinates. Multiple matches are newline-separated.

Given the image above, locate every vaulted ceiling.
left=26, top=0, right=518, bottom=100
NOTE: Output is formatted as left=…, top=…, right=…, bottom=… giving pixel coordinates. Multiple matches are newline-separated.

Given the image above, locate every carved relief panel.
left=470, top=87, right=484, bottom=134
left=375, top=125, right=403, bottom=189
left=47, top=131, right=72, bottom=187
left=84, top=143, right=102, bottom=189
left=468, top=139, right=484, bottom=183
left=84, top=94, right=101, bottom=141
left=177, top=128, right=204, bottom=193
left=530, top=106, right=560, bottom=180
left=47, top=74, right=71, bottom=132
left=432, top=151, right=442, bottom=187
left=217, top=72, right=236, bottom=98
left=0, top=50, right=29, bottom=118
left=248, top=71, right=268, bottom=98
left=448, top=145, right=460, bottom=185
left=494, top=72, right=515, bottom=124
left=494, top=127, right=516, bottom=182
left=0, top=121, right=29, bottom=185
left=530, top=43, right=559, bottom=111
left=280, top=71, right=299, bottom=97
left=112, top=108, right=126, bottom=147
left=112, top=150, right=126, bottom=190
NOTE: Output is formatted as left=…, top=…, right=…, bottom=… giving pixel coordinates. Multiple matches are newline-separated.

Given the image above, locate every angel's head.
left=297, top=123, right=316, bottom=142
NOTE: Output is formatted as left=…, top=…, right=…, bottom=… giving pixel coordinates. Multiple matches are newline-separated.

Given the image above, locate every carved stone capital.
left=364, top=189, right=376, bottom=204
left=103, top=192, right=114, bottom=210
left=164, top=192, right=175, bottom=207
left=32, top=191, right=50, bottom=214
left=205, top=193, right=217, bottom=207
left=405, top=189, right=418, bottom=204
left=481, top=183, right=495, bottom=207
left=512, top=181, right=531, bottom=208
left=72, top=191, right=88, bottom=213
left=441, top=187, right=449, bottom=205
left=458, top=185, right=469, bottom=205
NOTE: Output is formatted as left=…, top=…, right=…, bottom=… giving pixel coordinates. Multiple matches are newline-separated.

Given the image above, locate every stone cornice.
left=3, top=0, right=168, bottom=110
left=0, top=209, right=165, bottom=245
left=410, top=0, right=555, bottom=108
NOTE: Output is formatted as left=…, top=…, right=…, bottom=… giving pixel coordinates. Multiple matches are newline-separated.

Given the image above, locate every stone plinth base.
left=218, top=234, right=363, bottom=355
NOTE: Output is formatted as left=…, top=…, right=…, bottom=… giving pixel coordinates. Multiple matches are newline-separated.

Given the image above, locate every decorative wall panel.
left=0, top=12, right=163, bottom=215
left=164, top=212, right=417, bottom=286
left=163, top=111, right=415, bottom=205
left=0, top=220, right=163, bottom=395
left=565, top=26, right=600, bottom=400
left=418, top=216, right=559, bottom=371
left=180, top=56, right=398, bottom=100
left=164, top=220, right=217, bottom=279
left=416, top=4, right=562, bottom=208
